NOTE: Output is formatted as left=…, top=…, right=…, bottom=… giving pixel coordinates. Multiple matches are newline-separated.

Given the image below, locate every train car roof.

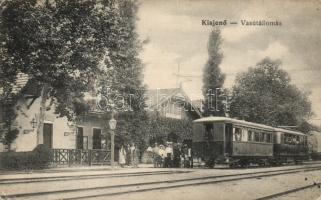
left=193, top=117, right=274, bottom=130
left=193, top=117, right=306, bottom=135
left=274, top=128, right=306, bottom=136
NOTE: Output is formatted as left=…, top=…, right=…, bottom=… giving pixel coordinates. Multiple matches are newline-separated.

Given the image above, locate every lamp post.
left=109, top=111, right=117, bottom=167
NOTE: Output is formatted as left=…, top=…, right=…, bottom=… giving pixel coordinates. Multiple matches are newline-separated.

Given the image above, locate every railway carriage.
left=273, top=128, right=308, bottom=163
left=192, top=117, right=308, bottom=168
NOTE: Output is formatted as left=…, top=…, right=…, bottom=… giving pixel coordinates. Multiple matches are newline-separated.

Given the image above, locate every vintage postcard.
left=0, top=0, right=321, bottom=199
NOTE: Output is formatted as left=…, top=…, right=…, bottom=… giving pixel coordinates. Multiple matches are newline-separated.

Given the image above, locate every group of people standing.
left=118, top=143, right=139, bottom=168
left=152, top=142, right=193, bottom=168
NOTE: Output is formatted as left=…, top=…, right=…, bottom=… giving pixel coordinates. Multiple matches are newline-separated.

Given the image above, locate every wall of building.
left=1, top=88, right=200, bottom=152
left=77, top=115, right=109, bottom=150
left=9, top=97, right=75, bottom=152
left=11, top=97, right=39, bottom=151
left=159, top=99, right=192, bottom=120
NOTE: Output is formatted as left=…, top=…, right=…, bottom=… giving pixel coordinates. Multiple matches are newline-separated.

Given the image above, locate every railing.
left=51, top=149, right=111, bottom=166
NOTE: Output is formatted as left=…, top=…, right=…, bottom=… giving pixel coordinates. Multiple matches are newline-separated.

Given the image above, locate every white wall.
left=2, top=95, right=111, bottom=152
left=78, top=116, right=108, bottom=150
left=11, top=97, right=76, bottom=152
left=13, top=97, right=39, bottom=151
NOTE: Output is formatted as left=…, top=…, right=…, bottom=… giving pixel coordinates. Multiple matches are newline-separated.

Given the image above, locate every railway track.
left=2, top=165, right=321, bottom=200
left=255, top=182, right=321, bottom=200
left=2, top=163, right=321, bottom=185
left=0, top=170, right=190, bottom=185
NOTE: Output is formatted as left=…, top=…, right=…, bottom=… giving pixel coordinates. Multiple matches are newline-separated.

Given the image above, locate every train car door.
left=225, top=123, right=233, bottom=155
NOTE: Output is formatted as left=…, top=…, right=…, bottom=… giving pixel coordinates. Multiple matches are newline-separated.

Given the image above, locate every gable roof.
left=0, top=73, right=41, bottom=104
left=146, top=87, right=202, bottom=118
left=0, top=73, right=29, bottom=96
left=146, top=88, right=180, bottom=108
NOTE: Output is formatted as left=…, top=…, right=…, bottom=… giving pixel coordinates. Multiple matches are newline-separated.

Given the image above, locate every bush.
left=0, top=151, right=33, bottom=170
left=0, top=145, right=52, bottom=170
left=33, top=144, right=51, bottom=168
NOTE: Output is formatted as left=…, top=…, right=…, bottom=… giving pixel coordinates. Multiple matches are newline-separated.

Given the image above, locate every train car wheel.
left=205, top=158, right=215, bottom=168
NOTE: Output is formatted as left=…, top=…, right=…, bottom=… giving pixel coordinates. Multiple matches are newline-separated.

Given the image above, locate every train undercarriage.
left=202, top=155, right=309, bottom=168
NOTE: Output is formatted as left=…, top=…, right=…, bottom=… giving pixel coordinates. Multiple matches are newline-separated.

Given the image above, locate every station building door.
left=43, top=123, right=53, bottom=149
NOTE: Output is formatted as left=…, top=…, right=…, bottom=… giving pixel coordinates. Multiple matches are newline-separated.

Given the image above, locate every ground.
left=1, top=163, right=321, bottom=200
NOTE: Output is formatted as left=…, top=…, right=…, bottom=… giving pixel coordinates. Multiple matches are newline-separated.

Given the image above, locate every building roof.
left=191, top=99, right=203, bottom=111
left=193, top=116, right=305, bottom=135
left=146, top=88, right=180, bottom=108
left=0, top=73, right=29, bottom=96
left=146, top=87, right=202, bottom=117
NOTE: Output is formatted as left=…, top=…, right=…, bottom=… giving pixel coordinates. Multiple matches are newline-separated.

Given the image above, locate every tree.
left=202, top=29, right=226, bottom=116
left=0, top=98, right=19, bottom=151
left=93, top=0, right=148, bottom=149
left=230, top=58, right=312, bottom=128
left=144, top=113, right=193, bottom=145
left=0, top=0, right=135, bottom=145
left=114, top=0, right=148, bottom=151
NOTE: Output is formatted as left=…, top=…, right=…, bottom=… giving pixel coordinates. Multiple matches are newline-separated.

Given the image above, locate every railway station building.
left=0, top=76, right=202, bottom=153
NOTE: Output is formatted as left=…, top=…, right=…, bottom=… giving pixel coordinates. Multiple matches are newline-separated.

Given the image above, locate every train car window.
left=260, top=132, right=264, bottom=142
left=284, top=134, right=301, bottom=145
left=259, top=132, right=264, bottom=142
left=234, top=127, right=242, bottom=141
left=272, top=134, right=277, bottom=143
left=295, top=136, right=300, bottom=145
left=289, top=134, right=293, bottom=144
left=291, top=135, right=297, bottom=145
left=254, top=132, right=260, bottom=142
left=266, top=133, right=272, bottom=143
left=281, top=134, right=284, bottom=144
left=291, top=135, right=298, bottom=145
left=204, top=123, right=214, bottom=140
left=299, top=135, right=304, bottom=145
left=284, top=134, right=289, bottom=144
left=248, top=130, right=253, bottom=141
left=241, top=128, right=248, bottom=141
left=283, top=134, right=289, bottom=144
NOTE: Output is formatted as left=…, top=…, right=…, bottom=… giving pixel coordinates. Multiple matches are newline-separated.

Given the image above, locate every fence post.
left=68, top=149, right=71, bottom=167
left=51, top=149, right=54, bottom=166
left=89, top=150, right=92, bottom=166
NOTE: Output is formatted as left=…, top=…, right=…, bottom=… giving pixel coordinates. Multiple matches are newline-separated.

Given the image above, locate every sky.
left=137, top=0, right=321, bottom=123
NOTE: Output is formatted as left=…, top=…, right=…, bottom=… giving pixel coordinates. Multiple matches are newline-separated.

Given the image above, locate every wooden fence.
left=51, top=149, right=111, bottom=166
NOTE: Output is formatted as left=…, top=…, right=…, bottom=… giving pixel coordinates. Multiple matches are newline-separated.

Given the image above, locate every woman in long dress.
left=130, top=143, right=139, bottom=168
left=119, top=145, right=126, bottom=167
